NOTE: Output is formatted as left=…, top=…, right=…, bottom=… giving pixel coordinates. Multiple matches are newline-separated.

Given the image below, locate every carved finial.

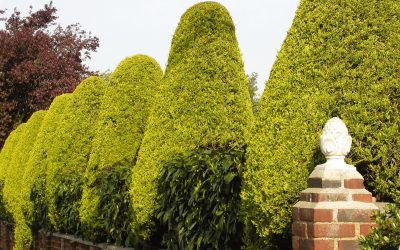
left=319, top=117, right=352, bottom=167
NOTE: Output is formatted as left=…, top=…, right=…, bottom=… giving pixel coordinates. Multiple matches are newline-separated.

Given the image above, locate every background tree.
left=247, top=72, right=260, bottom=113
left=0, top=2, right=99, bottom=148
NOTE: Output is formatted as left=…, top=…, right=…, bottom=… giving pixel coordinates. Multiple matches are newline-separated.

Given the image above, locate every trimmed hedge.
left=130, top=1, right=253, bottom=241
left=241, top=0, right=400, bottom=248
left=19, top=94, right=72, bottom=248
left=0, top=124, right=27, bottom=223
left=45, top=76, right=105, bottom=234
left=80, top=55, right=162, bottom=245
left=3, top=110, right=46, bottom=250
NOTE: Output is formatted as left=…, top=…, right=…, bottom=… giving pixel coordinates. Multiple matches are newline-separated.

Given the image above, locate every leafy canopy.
left=0, top=3, right=98, bottom=148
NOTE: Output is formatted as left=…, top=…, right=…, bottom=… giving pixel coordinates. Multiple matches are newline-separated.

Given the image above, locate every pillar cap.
left=319, top=117, right=352, bottom=168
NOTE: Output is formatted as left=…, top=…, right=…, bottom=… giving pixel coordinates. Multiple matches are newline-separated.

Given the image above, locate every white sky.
left=1, top=0, right=300, bottom=94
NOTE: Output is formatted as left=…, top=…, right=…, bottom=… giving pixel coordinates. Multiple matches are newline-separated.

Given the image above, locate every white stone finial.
left=319, top=117, right=352, bottom=168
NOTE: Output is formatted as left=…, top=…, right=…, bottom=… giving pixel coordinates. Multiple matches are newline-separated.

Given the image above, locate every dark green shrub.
left=130, top=1, right=253, bottom=240
left=45, top=76, right=105, bottom=234
left=88, top=163, right=134, bottom=245
left=3, top=110, right=46, bottom=250
left=156, top=145, right=245, bottom=250
left=360, top=204, right=400, bottom=249
left=241, top=0, right=400, bottom=248
left=80, top=54, right=162, bottom=245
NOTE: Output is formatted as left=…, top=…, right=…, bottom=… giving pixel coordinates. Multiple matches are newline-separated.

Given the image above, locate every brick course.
left=292, top=166, right=378, bottom=250
left=0, top=222, right=137, bottom=250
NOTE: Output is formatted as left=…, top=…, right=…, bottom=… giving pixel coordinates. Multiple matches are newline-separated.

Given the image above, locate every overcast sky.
left=1, top=0, right=300, bottom=94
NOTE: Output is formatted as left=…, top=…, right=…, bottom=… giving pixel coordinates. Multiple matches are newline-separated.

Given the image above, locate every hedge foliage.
left=19, top=94, right=72, bottom=247
left=130, top=1, right=253, bottom=240
left=360, top=203, right=400, bottom=249
left=0, top=124, right=27, bottom=224
left=156, top=145, right=245, bottom=249
left=241, top=0, right=400, bottom=247
left=45, top=76, right=105, bottom=234
left=3, top=111, right=46, bottom=250
left=0, top=122, right=28, bottom=222
left=80, top=55, right=162, bottom=245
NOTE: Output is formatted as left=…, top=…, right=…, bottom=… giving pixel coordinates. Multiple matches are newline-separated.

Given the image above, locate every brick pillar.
left=292, top=118, right=379, bottom=250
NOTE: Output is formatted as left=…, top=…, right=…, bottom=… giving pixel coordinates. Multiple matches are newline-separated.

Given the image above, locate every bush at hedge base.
left=156, top=145, right=245, bottom=250
left=3, top=110, right=46, bottom=250
left=130, top=1, right=253, bottom=241
left=80, top=55, right=162, bottom=245
left=45, top=76, right=105, bottom=235
left=359, top=203, right=400, bottom=250
left=18, top=94, right=72, bottom=247
left=241, top=0, right=400, bottom=248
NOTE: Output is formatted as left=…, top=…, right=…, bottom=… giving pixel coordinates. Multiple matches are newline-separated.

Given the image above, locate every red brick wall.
left=0, top=222, right=105, bottom=250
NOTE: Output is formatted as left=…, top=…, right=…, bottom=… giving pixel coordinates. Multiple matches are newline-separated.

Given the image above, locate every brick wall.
left=0, top=222, right=134, bottom=250
left=0, top=221, right=14, bottom=250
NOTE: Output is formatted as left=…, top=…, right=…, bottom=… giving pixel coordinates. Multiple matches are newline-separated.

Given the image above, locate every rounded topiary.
left=79, top=55, right=162, bottom=244
left=3, top=110, right=46, bottom=250
left=17, top=94, right=72, bottom=247
left=45, top=76, right=105, bottom=234
left=130, top=1, right=253, bottom=241
left=241, top=0, right=400, bottom=248
left=0, top=124, right=27, bottom=223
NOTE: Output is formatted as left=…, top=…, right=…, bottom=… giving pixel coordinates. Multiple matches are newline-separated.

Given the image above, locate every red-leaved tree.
left=0, top=2, right=99, bottom=148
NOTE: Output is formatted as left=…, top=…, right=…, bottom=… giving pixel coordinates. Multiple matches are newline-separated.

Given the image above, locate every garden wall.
left=0, top=221, right=135, bottom=250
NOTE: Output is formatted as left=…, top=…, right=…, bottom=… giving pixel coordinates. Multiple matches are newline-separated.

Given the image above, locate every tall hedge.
left=241, top=0, right=400, bottom=248
left=17, top=94, right=72, bottom=248
left=130, top=1, right=253, bottom=241
left=45, top=77, right=105, bottom=234
left=3, top=110, right=46, bottom=250
left=0, top=124, right=27, bottom=223
left=80, top=55, right=162, bottom=244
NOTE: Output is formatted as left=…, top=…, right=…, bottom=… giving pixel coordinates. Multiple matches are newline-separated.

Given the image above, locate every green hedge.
left=45, top=76, right=105, bottom=234
left=0, top=124, right=27, bottom=223
left=241, top=0, right=400, bottom=248
left=19, top=94, right=72, bottom=247
left=360, top=203, right=400, bottom=249
left=80, top=55, right=162, bottom=245
left=130, top=1, right=253, bottom=241
left=156, top=145, right=245, bottom=249
left=3, top=111, right=46, bottom=250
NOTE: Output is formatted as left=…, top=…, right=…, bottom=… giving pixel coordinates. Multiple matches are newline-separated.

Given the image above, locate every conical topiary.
left=130, top=1, right=253, bottom=240
left=79, top=55, right=162, bottom=244
left=0, top=124, right=27, bottom=223
left=3, top=110, right=46, bottom=250
left=241, top=0, right=400, bottom=248
left=18, top=94, right=72, bottom=248
left=45, top=76, right=105, bottom=233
